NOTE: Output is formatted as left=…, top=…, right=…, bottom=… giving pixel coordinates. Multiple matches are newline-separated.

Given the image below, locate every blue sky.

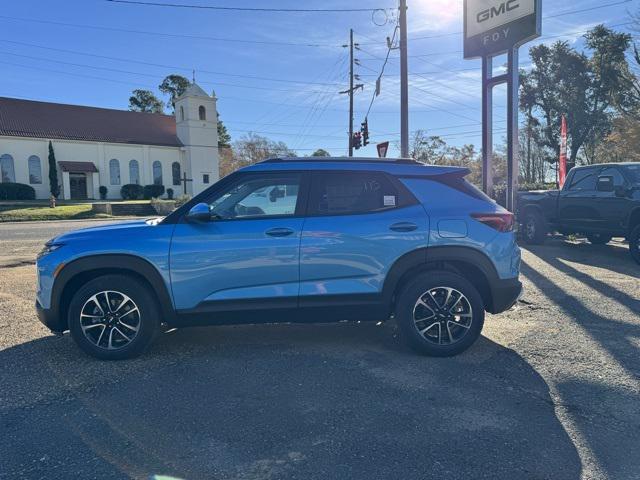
left=0, top=0, right=636, bottom=157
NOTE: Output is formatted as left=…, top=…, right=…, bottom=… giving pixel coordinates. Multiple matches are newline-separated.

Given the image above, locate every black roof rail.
left=262, top=156, right=422, bottom=165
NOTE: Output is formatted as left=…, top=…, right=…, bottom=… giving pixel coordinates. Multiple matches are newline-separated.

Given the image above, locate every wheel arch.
left=52, top=254, right=175, bottom=331
left=383, top=246, right=500, bottom=314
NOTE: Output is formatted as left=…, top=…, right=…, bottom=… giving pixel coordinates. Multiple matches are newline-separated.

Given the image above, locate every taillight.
left=471, top=212, right=514, bottom=232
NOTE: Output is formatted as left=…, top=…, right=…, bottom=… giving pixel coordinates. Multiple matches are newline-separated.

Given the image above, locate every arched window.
left=180, top=106, right=185, bottom=121
left=109, top=159, right=120, bottom=185
left=172, top=162, right=181, bottom=186
left=198, top=105, right=206, bottom=121
left=129, top=159, right=140, bottom=185
left=0, top=154, right=15, bottom=183
left=153, top=161, right=163, bottom=185
left=28, top=155, right=42, bottom=184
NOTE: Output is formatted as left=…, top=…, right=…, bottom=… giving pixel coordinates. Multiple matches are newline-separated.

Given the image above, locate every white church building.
left=0, top=83, right=219, bottom=200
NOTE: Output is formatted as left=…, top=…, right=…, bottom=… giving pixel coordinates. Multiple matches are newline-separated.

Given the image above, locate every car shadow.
left=1, top=322, right=580, bottom=479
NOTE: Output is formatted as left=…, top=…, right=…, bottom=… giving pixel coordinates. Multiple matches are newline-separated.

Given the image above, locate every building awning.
left=58, top=161, right=98, bottom=173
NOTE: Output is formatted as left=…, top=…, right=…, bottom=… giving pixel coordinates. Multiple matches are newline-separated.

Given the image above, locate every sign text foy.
left=464, top=0, right=540, bottom=59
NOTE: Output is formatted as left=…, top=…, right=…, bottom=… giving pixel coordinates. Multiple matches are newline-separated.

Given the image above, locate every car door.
left=299, top=170, right=429, bottom=311
left=594, top=166, right=631, bottom=233
left=558, top=167, right=600, bottom=231
left=170, top=171, right=308, bottom=312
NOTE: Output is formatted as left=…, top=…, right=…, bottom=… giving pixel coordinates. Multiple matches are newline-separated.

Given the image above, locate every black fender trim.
left=50, top=254, right=175, bottom=330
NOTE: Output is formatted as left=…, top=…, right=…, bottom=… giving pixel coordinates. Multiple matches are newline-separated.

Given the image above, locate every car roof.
left=573, top=162, right=640, bottom=169
left=241, top=156, right=469, bottom=177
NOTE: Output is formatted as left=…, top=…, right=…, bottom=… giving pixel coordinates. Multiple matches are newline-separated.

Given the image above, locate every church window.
left=153, top=161, right=163, bottom=185
left=180, top=106, right=185, bottom=121
left=28, top=156, right=42, bottom=184
left=0, top=154, right=15, bottom=183
left=199, top=105, right=206, bottom=121
left=129, top=159, right=140, bottom=185
left=172, top=162, right=181, bottom=186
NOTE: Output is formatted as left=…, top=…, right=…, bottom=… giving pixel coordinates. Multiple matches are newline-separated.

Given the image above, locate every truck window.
left=567, top=168, right=597, bottom=191
left=625, top=165, right=640, bottom=185
left=599, top=167, right=625, bottom=187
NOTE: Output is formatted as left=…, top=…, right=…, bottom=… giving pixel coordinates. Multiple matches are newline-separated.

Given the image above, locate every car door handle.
left=389, top=222, right=418, bottom=232
left=265, top=227, right=295, bottom=237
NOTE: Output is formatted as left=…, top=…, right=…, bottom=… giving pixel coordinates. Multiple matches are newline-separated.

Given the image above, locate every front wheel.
left=587, top=233, right=612, bottom=245
left=395, top=271, right=485, bottom=357
left=68, top=275, right=159, bottom=360
left=521, top=211, right=547, bottom=244
left=629, top=224, right=640, bottom=265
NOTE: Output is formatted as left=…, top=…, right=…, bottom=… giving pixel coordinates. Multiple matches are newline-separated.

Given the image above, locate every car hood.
left=51, top=218, right=163, bottom=244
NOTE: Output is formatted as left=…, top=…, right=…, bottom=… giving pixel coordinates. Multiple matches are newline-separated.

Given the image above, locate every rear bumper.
left=36, top=299, right=66, bottom=334
left=489, top=278, right=522, bottom=314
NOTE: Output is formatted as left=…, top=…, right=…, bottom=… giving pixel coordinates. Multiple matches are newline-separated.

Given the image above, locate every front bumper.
left=488, top=278, right=523, bottom=314
left=36, top=299, right=66, bottom=334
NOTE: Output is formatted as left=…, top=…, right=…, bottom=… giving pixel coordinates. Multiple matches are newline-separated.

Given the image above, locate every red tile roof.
left=0, top=97, right=182, bottom=147
left=58, top=161, right=99, bottom=173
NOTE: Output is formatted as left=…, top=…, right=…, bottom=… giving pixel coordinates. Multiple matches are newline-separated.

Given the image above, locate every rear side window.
left=434, top=176, right=494, bottom=202
left=567, top=168, right=597, bottom=191
left=308, top=171, right=410, bottom=215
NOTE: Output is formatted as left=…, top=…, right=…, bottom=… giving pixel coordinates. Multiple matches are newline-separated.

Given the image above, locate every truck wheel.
left=629, top=225, right=640, bottom=265
left=68, top=274, right=159, bottom=360
left=521, top=211, right=547, bottom=244
left=587, top=233, right=612, bottom=245
left=395, top=271, right=485, bottom=357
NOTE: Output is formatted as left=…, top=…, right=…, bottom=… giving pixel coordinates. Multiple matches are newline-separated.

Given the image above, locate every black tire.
left=587, top=233, right=612, bottom=245
left=521, top=210, right=547, bottom=245
left=68, top=274, right=159, bottom=360
left=395, top=271, right=485, bottom=357
left=629, top=224, right=640, bottom=265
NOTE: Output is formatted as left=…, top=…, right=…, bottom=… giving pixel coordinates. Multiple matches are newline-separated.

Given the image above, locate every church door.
left=69, top=174, right=88, bottom=200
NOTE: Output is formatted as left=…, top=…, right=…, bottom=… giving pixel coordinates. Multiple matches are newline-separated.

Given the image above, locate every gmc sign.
left=464, top=0, right=540, bottom=59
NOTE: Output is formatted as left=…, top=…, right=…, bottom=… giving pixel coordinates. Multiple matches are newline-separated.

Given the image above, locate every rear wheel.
left=629, top=224, right=640, bottom=265
left=587, top=233, right=612, bottom=245
left=521, top=210, right=547, bottom=244
left=68, top=275, right=159, bottom=360
left=395, top=271, right=485, bottom=357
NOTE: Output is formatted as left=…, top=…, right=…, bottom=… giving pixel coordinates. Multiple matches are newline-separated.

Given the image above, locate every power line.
left=363, top=24, right=399, bottom=120
left=106, top=0, right=393, bottom=13
left=0, top=15, right=340, bottom=48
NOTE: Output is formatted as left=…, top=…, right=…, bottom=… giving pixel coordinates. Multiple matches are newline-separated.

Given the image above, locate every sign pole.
left=506, top=47, right=519, bottom=212
left=481, top=55, right=493, bottom=197
left=399, top=0, right=409, bottom=158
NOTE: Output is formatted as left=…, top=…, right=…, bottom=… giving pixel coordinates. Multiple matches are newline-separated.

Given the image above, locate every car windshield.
left=625, top=165, right=640, bottom=184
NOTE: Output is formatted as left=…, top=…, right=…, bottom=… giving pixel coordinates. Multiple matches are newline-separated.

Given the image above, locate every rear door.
left=299, top=170, right=429, bottom=309
left=594, top=166, right=631, bottom=233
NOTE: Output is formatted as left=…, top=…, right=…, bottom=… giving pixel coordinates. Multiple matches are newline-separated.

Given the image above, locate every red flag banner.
left=559, top=115, right=567, bottom=188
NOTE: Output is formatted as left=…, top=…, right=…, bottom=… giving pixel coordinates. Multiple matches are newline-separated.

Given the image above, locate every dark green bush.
left=166, top=188, right=174, bottom=200
left=121, top=183, right=144, bottom=200
left=143, top=184, right=165, bottom=199
left=0, top=182, right=36, bottom=200
left=99, top=186, right=108, bottom=200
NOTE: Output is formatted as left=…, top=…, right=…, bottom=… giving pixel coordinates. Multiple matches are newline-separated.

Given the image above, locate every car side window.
left=308, top=171, right=404, bottom=216
left=567, top=169, right=597, bottom=191
left=599, top=167, right=625, bottom=187
left=207, top=174, right=301, bottom=219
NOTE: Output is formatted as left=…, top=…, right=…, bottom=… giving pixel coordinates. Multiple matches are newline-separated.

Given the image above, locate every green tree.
left=311, top=149, right=330, bottom=157
left=128, top=89, right=164, bottom=114
left=48, top=141, right=60, bottom=198
left=217, top=113, right=231, bottom=147
left=159, top=74, right=190, bottom=111
left=520, top=25, right=634, bottom=169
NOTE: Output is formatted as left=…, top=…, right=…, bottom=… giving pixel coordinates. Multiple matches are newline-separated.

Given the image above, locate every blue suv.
left=36, top=157, right=522, bottom=360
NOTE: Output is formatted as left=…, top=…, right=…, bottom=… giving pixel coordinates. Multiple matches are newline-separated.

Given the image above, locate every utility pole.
left=399, top=0, right=409, bottom=158
left=349, top=28, right=354, bottom=157
left=339, top=29, right=363, bottom=157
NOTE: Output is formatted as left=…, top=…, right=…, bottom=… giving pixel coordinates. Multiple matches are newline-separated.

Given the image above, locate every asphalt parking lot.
left=1, top=220, right=639, bottom=480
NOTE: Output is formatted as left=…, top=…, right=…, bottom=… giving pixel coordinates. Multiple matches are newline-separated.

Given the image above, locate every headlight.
left=38, top=242, right=64, bottom=259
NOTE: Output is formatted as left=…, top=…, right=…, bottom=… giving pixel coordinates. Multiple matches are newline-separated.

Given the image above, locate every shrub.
left=167, top=188, right=174, bottom=200
left=174, top=194, right=191, bottom=208
left=143, top=184, right=165, bottom=199
left=150, top=197, right=176, bottom=215
left=99, top=186, right=108, bottom=200
left=0, top=182, right=36, bottom=200
left=121, top=183, right=144, bottom=200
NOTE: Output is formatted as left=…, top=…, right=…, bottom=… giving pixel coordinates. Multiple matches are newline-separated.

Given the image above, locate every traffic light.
left=361, top=119, right=369, bottom=146
left=352, top=131, right=362, bottom=150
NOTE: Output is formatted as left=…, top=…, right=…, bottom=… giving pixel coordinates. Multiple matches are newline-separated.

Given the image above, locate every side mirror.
left=185, top=202, right=211, bottom=222
left=269, top=187, right=285, bottom=202
left=596, top=175, right=614, bottom=192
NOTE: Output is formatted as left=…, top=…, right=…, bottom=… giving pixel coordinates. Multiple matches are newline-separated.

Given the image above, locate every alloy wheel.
left=80, top=290, right=141, bottom=350
left=412, top=287, right=473, bottom=345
